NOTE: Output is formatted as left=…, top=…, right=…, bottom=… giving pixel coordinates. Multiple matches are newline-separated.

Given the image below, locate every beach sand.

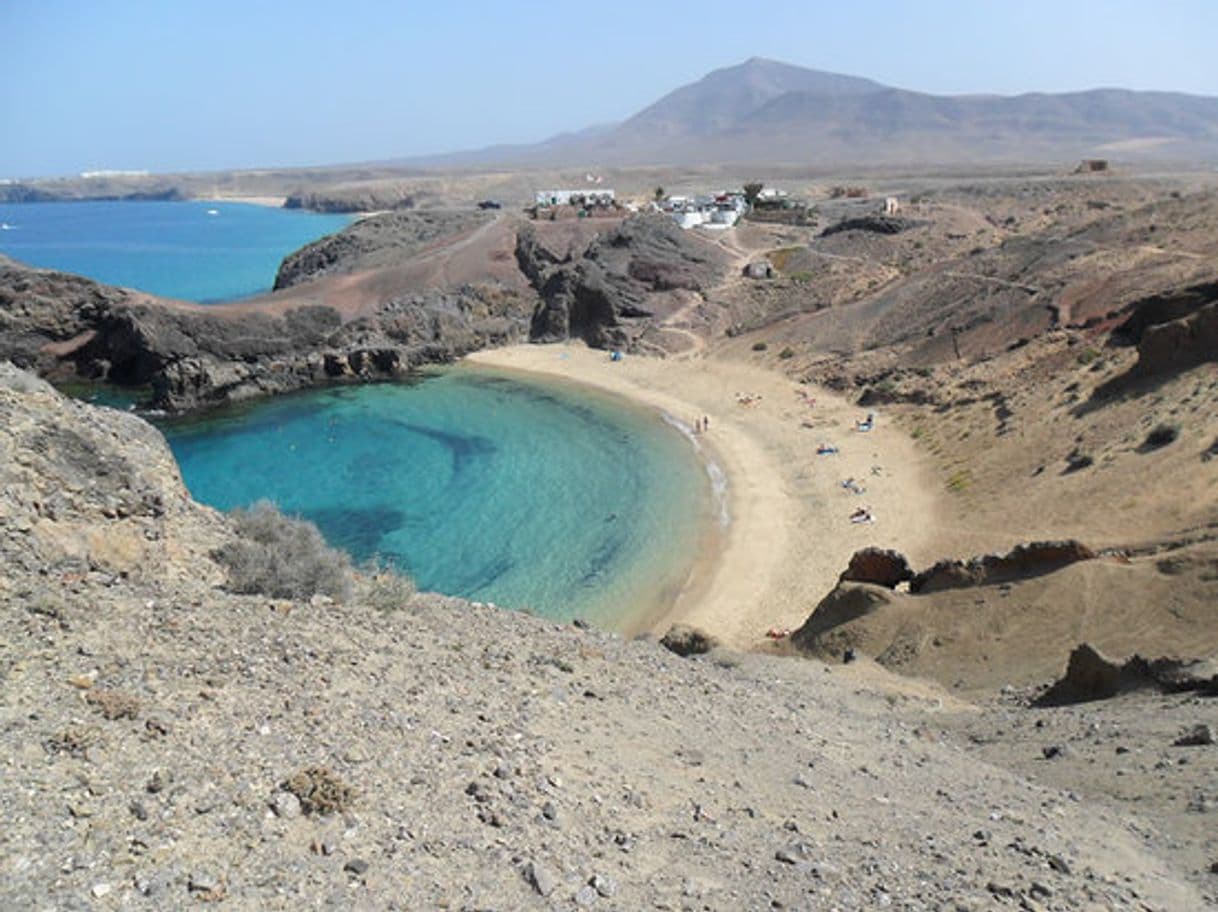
left=468, top=342, right=945, bottom=650
left=198, top=195, right=287, bottom=208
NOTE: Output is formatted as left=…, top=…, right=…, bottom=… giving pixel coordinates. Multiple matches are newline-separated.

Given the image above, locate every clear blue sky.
left=3, top=0, right=1216, bottom=178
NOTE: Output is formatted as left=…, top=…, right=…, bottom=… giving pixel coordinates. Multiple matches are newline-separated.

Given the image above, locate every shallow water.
left=162, top=368, right=711, bottom=625
left=0, top=200, right=350, bottom=302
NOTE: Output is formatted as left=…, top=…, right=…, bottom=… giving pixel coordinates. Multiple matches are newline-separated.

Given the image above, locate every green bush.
left=215, top=500, right=353, bottom=601
left=778, top=347, right=795, bottom=359
left=752, top=341, right=768, bottom=352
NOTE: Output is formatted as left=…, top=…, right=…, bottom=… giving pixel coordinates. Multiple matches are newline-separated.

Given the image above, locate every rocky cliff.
left=0, top=259, right=533, bottom=411
left=519, top=215, right=727, bottom=349
left=1, top=364, right=1205, bottom=909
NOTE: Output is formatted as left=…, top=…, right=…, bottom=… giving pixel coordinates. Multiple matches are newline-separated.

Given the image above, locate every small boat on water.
left=206, top=209, right=219, bottom=216
left=0, top=222, right=13, bottom=230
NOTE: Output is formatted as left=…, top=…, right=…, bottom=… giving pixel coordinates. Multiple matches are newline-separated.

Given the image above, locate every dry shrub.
left=282, top=767, right=355, bottom=816
left=45, top=725, right=101, bottom=758
left=362, top=567, right=417, bottom=613
left=216, top=501, right=353, bottom=601
left=85, top=688, right=141, bottom=720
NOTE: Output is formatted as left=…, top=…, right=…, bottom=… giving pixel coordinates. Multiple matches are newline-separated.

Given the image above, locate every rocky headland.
left=0, top=211, right=728, bottom=412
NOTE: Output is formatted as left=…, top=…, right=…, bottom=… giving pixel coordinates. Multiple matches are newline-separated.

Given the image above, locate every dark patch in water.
left=384, top=421, right=496, bottom=477
left=448, top=553, right=516, bottom=598
left=297, top=505, right=407, bottom=560
left=578, top=532, right=625, bottom=586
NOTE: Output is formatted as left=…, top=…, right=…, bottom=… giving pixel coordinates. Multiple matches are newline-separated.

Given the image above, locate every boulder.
left=743, top=259, right=774, bottom=279
left=839, top=547, right=914, bottom=589
left=660, top=624, right=720, bottom=657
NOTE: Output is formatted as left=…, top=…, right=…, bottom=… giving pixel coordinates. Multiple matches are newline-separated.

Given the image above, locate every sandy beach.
left=197, top=195, right=287, bottom=208
left=469, top=342, right=945, bottom=649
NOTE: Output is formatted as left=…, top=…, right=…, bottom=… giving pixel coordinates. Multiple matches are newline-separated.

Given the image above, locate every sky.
left=3, top=0, right=1217, bottom=178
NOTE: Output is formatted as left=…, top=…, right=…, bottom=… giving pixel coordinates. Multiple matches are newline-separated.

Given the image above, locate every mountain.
left=412, top=57, right=1218, bottom=168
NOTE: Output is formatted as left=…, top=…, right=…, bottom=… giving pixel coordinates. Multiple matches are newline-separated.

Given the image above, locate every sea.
left=6, top=199, right=712, bottom=624
left=0, top=200, right=351, bottom=302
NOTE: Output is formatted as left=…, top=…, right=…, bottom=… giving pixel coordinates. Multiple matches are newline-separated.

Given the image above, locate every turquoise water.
left=0, top=200, right=350, bottom=302
left=162, top=368, right=711, bottom=625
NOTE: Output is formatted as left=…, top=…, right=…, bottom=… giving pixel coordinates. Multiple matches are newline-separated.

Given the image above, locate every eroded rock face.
left=839, top=547, right=915, bottom=589
left=1135, top=297, right=1218, bottom=377
left=0, top=362, right=229, bottom=585
left=909, top=540, right=1096, bottom=594
left=1035, top=643, right=1218, bottom=706
left=520, top=216, right=726, bottom=349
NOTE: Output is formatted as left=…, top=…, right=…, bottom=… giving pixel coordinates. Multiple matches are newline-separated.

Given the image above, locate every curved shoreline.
left=467, top=342, right=946, bottom=649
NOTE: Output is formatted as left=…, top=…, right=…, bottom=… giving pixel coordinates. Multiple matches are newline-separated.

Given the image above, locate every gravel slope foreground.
left=0, top=365, right=1207, bottom=909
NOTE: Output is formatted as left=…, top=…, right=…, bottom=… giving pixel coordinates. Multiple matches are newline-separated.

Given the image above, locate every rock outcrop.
left=839, top=547, right=915, bottom=588
left=1035, top=643, right=1218, bottom=706
left=520, top=216, right=727, bottom=349
left=273, top=210, right=491, bottom=289
left=820, top=214, right=917, bottom=237
left=909, top=540, right=1096, bottom=594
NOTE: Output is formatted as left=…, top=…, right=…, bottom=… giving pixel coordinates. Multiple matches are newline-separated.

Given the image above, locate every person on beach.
left=702, top=415, right=709, bottom=432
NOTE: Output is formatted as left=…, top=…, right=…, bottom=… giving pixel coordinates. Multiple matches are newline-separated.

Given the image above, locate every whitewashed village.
left=528, top=182, right=901, bottom=233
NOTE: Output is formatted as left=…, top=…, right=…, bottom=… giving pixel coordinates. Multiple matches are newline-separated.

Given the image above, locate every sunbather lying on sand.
left=817, top=443, right=839, bottom=455
left=850, top=506, right=875, bottom=524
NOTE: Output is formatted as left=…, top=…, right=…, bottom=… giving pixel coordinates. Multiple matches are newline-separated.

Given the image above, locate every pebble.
left=1048, top=854, right=1072, bottom=875
left=574, top=884, right=598, bottom=906
left=590, top=874, right=617, bottom=897
left=188, top=872, right=220, bottom=893
left=91, top=883, right=111, bottom=898
left=524, top=860, right=557, bottom=896
left=344, top=858, right=370, bottom=876
left=775, top=844, right=811, bottom=865
left=270, top=790, right=301, bottom=819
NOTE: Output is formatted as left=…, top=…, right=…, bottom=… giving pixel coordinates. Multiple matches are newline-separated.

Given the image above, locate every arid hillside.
left=694, top=176, right=1218, bottom=699
left=2, top=363, right=1215, bottom=909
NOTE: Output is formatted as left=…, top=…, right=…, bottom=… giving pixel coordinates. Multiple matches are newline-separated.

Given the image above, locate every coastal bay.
left=161, top=366, right=711, bottom=628
left=469, top=343, right=945, bottom=649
